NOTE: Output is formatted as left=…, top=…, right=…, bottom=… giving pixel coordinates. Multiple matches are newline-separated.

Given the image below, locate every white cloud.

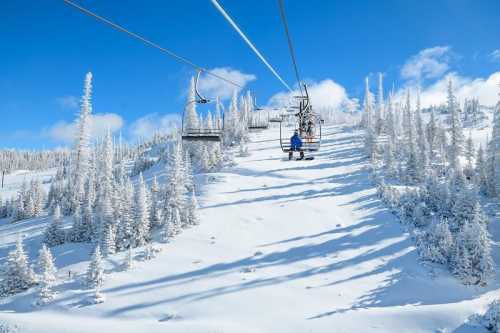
left=267, top=79, right=349, bottom=111
left=401, top=46, right=451, bottom=82
left=197, top=67, right=256, bottom=100
left=128, top=113, right=180, bottom=142
left=46, top=113, right=124, bottom=143
left=396, top=71, right=500, bottom=108
left=56, top=95, right=79, bottom=110
left=489, top=50, right=500, bottom=62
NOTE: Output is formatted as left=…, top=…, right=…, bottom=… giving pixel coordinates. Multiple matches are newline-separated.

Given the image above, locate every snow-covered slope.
left=1, top=125, right=499, bottom=332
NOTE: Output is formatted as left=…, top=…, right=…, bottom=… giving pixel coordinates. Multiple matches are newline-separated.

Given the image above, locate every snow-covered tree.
left=132, top=173, right=150, bottom=246
left=186, top=190, right=200, bottom=227
left=71, top=72, right=93, bottom=214
left=183, top=76, right=200, bottom=131
left=418, top=218, right=453, bottom=264
left=35, top=244, right=57, bottom=305
left=123, top=247, right=133, bottom=270
left=43, top=205, right=65, bottom=247
left=361, top=76, right=373, bottom=129
left=476, top=144, right=488, bottom=194
left=1, top=236, right=36, bottom=296
left=149, top=176, right=161, bottom=229
left=452, top=218, right=494, bottom=285
left=447, top=79, right=464, bottom=170
left=86, top=246, right=104, bottom=289
left=374, top=72, right=384, bottom=135
left=163, top=142, right=186, bottom=229
left=116, top=179, right=134, bottom=250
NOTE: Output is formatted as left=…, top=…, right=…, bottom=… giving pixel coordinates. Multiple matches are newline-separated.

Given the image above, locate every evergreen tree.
left=43, top=205, right=65, bottom=247
left=72, top=72, right=93, bottom=214
left=486, top=137, right=497, bottom=196
left=149, top=176, right=161, bottom=229
left=1, top=236, right=36, bottom=296
left=36, top=244, right=57, bottom=305
left=415, top=89, right=428, bottom=172
left=133, top=173, right=150, bottom=246
left=86, top=246, right=104, bottom=289
left=361, top=76, right=373, bottom=129
left=426, top=108, right=437, bottom=160
left=101, top=224, right=116, bottom=257
left=184, top=76, right=200, bottom=131
left=447, top=79, right=464, bottom=170
left=186, top=190, right=200, bottom=227
left=123, top=247, right=133, bottom=270
left=403, top=91, right=419, bottom=183
left=418, top=218, right=453, bottom=264
left=491, top=100, right=500, bottom=195
left=476, top=145, right=488, bottom=194
left=116, top=179, right=134, bottom=250
left=453, top=219, right=494, bottom=285
left=183, top=151, right=195, bottom=193
left=374, top=73, right=384, bottom=135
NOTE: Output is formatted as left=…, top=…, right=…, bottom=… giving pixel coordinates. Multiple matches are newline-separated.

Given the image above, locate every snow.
left=1, top=125, right=500, bottom=332
left=0, top=169, right=55, bottom=201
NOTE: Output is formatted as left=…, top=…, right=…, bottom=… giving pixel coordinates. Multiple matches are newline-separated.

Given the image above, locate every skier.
left=289, top=130, right=304, bottom=160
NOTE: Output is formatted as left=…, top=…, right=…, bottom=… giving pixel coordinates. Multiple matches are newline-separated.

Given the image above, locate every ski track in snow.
left=0, top=125, right=499, bottom=332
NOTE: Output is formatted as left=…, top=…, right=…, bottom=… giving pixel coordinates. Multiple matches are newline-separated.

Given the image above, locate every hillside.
left=1, top=125, right=499, bottom=332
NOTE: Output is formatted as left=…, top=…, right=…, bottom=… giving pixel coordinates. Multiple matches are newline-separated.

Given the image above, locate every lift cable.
left=277, top=0, right=304, bottom=96
left=210, top=0, right=293, bottom=93
left=62, top=0, right=243, bottom=89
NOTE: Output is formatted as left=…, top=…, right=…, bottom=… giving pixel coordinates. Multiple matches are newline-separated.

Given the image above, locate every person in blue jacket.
left=289, top=130, right=305, bottom=160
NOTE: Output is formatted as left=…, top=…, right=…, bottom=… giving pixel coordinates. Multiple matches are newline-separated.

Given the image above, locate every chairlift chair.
left=279, top=84, right=323, bottom=153
left=181, top=71, right=223, bottom=142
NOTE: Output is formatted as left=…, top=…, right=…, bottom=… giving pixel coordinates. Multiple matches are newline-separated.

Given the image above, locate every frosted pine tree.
left=184, top=76, right=200, bottom=132
left=205, top=110, right=214, bottom=129
left=200, top=145, right=211, bottom=172
left=72, top=72, right=93, bottom=214
left=101, top=224, right=116, bottom=257
left=476, top=145, right=488, bottom=194
left=384, top=91, right=396, bottom=139
left=418, top=218, right=452, bottom=264
left=486, top=137, right=497, bottom=197
left=43, top=205, right=65, bottom=247
left=116, top=179, right=134, bottom=249
left=453, top=219, right=494, bottom=285
left=214, top=97, right=223, bottom=130
left=1, top=236, right=36, bottom=296
left=415, top=89, right=428, bottom=172
left=464, top=131, right=475, bottom=178
left=163, top=142, right=186, bottom=228
left=186, top=190, right=200, bottom=227
left=35, top=244, right=57, bottom=305
left=133, top=173, right=150, bottom=246
left=86, top=246, right=106, bottom=304
left=403, top=91, right=419, bottom=183
left=123, top=247, right=134, bottom=270
left=183, top=152, right=195, bottom=193
left=149, top=176, right=161, bottom=229
left=361, top=76, right=373, bottom=129
left=374, top=73, right=384, bottom=135
left=491, top=100, right=500, bottom=195
left=447, top=79, right=464, bottom=170
left=86, top=246, right=104, bottom=289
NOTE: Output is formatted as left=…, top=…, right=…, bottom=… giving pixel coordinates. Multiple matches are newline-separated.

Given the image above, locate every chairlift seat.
left=182, top=129, right=222, bottom=142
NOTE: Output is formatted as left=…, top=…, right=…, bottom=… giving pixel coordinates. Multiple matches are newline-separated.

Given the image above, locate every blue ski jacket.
left=290, top=133, right=303, bottom=150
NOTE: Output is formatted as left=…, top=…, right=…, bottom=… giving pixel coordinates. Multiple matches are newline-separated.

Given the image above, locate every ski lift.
left=181, top=71, right=223, bottom=142
left=279, top=84, right=323, bottom=153
left=248, top=98, right=270, bottom=130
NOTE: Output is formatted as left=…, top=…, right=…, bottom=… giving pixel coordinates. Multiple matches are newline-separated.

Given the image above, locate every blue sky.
left=1, top=0, right=499, bottom=148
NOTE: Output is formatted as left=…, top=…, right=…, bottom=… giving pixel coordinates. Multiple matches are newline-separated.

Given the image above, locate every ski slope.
left=1, top=125, right=499, bottom=332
